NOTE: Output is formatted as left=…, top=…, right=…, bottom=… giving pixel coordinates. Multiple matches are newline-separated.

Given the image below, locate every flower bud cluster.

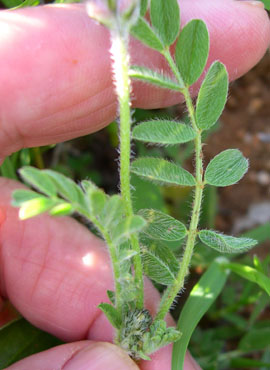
left=86, top=0, right=140, bottom=30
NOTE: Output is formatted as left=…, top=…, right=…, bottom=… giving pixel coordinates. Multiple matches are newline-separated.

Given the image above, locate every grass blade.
left=172, top=258, right=229, bottom=370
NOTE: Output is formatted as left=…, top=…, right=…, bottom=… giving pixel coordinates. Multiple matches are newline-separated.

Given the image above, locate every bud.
left=86, top=0, right=140, bottom=30
left=119, top=0, right=140, bottom=28
left=86, top=0, right=115, bottom=28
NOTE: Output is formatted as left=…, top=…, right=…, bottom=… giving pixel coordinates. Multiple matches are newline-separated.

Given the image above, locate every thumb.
left=6, top=341, right=139, bottom=370
left=61, top=342, right=139, bottom=370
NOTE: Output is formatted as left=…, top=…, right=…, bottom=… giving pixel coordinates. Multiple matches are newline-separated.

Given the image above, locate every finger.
left=0, top=178, right=174, bottom=339
left=0, top=178, right=181, bottom=369
left=5, top=340, right=200, bottom=370
left=5, top=344, right=200, bottom=370
left=6, top=341, right=139, bottom=370
left=0, top=1, right=269, bottom=161
left=0, top=178, right=114, bottom=341
left=0, top=178, right=201, bottom=368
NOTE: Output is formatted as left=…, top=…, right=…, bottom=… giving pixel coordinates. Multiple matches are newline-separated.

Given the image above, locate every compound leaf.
left=88, top=189, right=107, bottom=217
left=111, top=215, right=146, bottom=244
left=101, top=195, right=124, bottom=229
left=199, top=229, right=257, bottom=254
left=132, top=120, right=196, bottom=145
left=19, top=166, right=57, bottom=197
left=44, top=169, right=85, bottom=204
left=49, top=202, right=73, bottom=216
left=176, top=19, right=209, bottom=86
left=12, top=189, right=41, bottom=206
left=129, top=66, right=181, bottom=90
left=205, top=149, right=248, bottom=187
left=107, top=290, right=115, bottom=305
left=98, top=303, right=121, bottom=329
left=196, top=61, right=228, bottom=130
left=139, top=209, right=187, bottom=241
left=131, top=17, right=163, bottom=51
left=131, top=157, right=196, bottom=186
left=81, top=179, right=98, bottom=193
left=150, top=0, right=180, bottom=46
left=18, top=197, right=56, bottom=220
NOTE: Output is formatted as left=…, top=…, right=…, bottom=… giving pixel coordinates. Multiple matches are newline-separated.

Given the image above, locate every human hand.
left=0, top=1, right=269, bottom=369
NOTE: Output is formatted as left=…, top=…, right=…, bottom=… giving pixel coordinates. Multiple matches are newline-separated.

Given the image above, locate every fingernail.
left=236, top=0, right=265, bottom=8
left=63, top=342, right=139, bottom=370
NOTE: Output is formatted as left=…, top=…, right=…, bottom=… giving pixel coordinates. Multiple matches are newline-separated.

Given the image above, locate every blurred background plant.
left=0, top=0, right=270, bottom=369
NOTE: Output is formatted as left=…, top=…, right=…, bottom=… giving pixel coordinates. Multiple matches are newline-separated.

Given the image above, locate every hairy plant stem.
left=110, top=30, right=144, bottom=310
left=74, top=204, right=123, bottom=314
left=155, top=50, right=204, bottom=321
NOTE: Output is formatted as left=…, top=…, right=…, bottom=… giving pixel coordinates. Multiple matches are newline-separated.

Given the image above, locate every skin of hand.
left=0, top=0, right=269, bottom=369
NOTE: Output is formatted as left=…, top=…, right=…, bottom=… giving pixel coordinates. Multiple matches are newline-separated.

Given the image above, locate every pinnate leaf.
left=205, top=149, right=248, bottom=187
left=141, top=242, right=179, bottom=285
left=132, top=120, right=196, bottom=145
left=131, top=17, right=163, bottom=51
left=19, top=166, right=57, bottom=196
left=18, top=197, right=56, bottom=220
left=12, top=189, right=41, bottom=206
left=176, top=19, right=209, bottom=86
left=98, top=303, right=121, bottom=329
left=89, top=189, right=107, bottom=216
left=131, top=157, right=196, bottom=186
left=150, top=0, right=180, bottom=46
left=196, top=61, right=228, bottom=130
left=44, top=169, right=85, bottom=204
left=129, top=66, right=181, bottom=90
left=49, top=202, right=73, bottom=216
left=199, top=229, right=257, bottom=254
left=81, top=179, right=98, bottom=193
left=111, top=215, right=146, bottom=244
left=107, top=290, right=115, bottom=305
left=13, top=188, right=73, bottom=219
left=138, top=209, right=187, bottom=241
left=101, top=195, right=124, bottom=228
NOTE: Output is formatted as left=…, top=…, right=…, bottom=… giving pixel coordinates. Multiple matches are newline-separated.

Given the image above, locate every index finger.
left=0, top=0, right=269, bottom=162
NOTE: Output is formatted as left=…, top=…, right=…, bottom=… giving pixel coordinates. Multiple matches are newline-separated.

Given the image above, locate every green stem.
left=32, top=147, right=44, bottom=169
left=79, top=205, right=123, bottom=312
left=155, top=51, right=204, bottom=322
left=0, top=156, right=17, bottom=180
left=110, top=31, right=144, bottom=309
left=162, top=49, right=185, bottom=89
